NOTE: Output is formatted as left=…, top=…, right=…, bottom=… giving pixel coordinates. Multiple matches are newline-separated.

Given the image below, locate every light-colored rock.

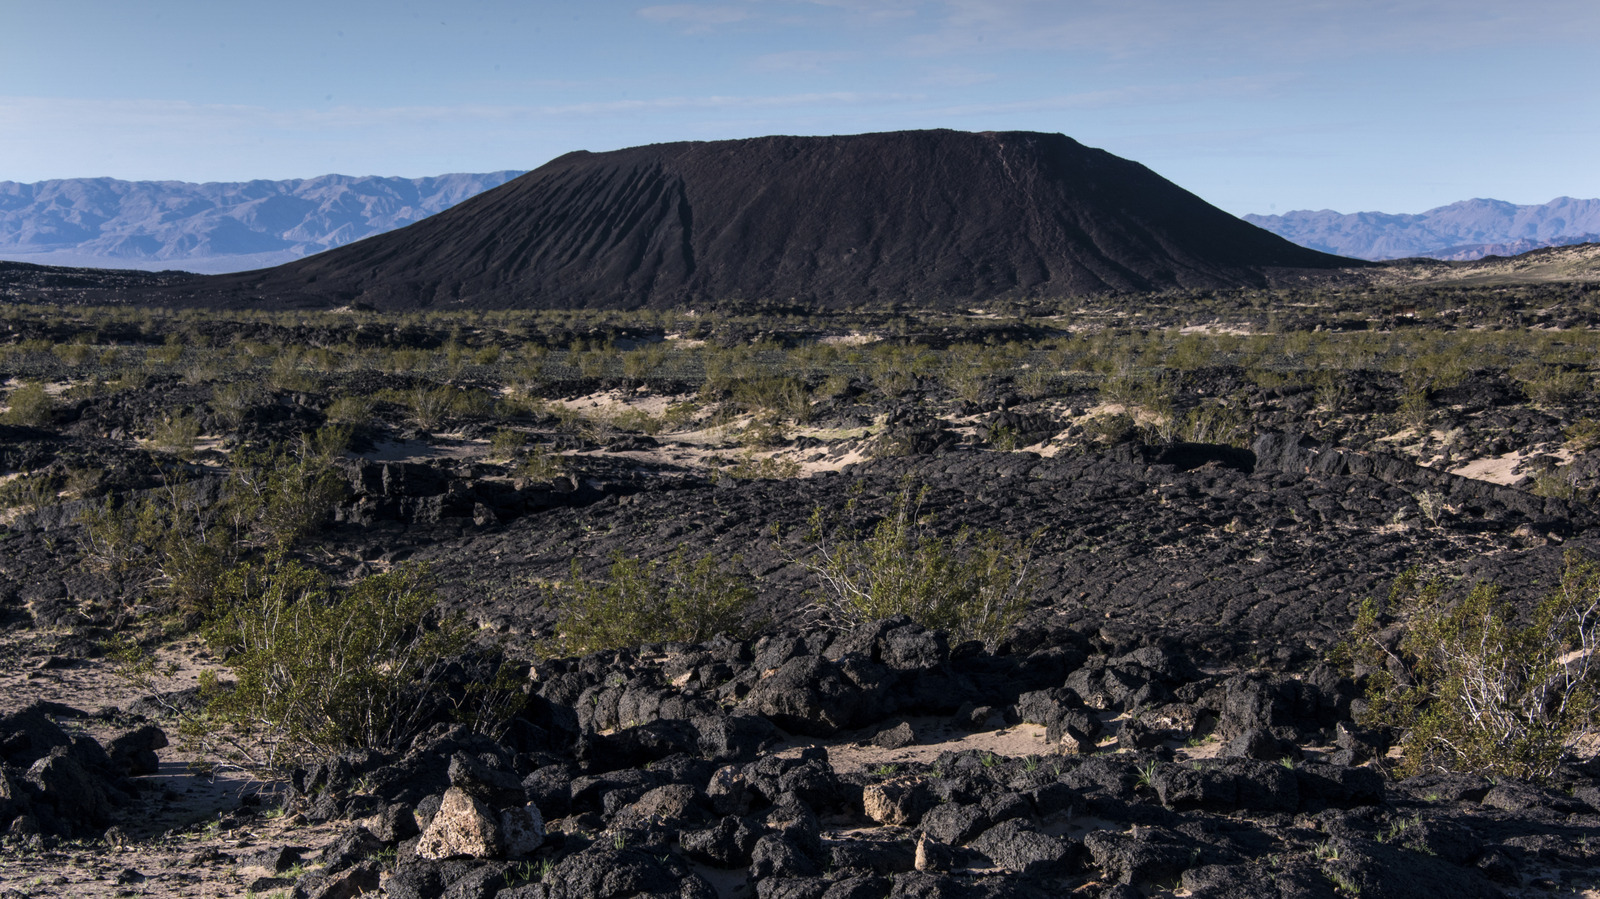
left=500, top=803, right=546, bottom=857
left=415, top=787, right=503, bottom=860
left=915, top=833, right=953, bottom=872
left=861, top=778, right=930, bottom=826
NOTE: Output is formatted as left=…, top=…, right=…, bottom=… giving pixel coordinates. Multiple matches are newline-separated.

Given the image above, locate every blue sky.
left=3, top=0, right=1597, bottom=215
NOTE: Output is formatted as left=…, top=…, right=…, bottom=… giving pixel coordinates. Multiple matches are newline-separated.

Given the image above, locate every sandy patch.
left=1449, top=448, right=1571, bottom=486
left=767, top=719, right=1052, bottom=775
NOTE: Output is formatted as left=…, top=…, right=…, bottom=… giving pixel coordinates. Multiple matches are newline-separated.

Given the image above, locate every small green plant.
left=1325, top=868, right=1360, bottom=896
left=1312, top=841, right=1341, bottom=861
left=987, top=425, right=1020, bottom=452
left=325, top=395, right=375, bottom=427
left=871, top=764, right=899, bottom=778
left=211, top=383, right=261, bottom=429
left=1136, top=760, right=1160, bottom=789
left=1414, top=490, right=1446, bottom=525
left=2, top=381, right=53, bottom=426
left=0, top=473, right=58, bottom=513
left=1339, top=553, right=1600, bottom=783
left=488, top=428, right=528, bottom=460
left=515, top=445, right=567, bottom=482
left=151, top=412, right=202, bottom=457
left=1565, top=418, right=1600, bottom=453
left=792, top=478, right=1038, bottom=645
left=408, top=386, right=458, bottom=430
left=1396, top=389, right=1431, bottom=434
left=727, top=450, right=802, bottom=480
left=542, top=549, right=757, bottom=657
left=1531, top=467, right=1580, bottom=501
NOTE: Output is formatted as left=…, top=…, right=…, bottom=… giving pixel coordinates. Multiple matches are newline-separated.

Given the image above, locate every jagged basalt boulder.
left=415, top=788, right=505, bottom=860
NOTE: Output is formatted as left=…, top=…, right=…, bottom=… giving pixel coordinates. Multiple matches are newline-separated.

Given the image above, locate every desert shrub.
left=54, top=341, right=95, bottom=366
left=147, top=337, right=184, bottom=366
left=1531, top=467, right=1580, bottom=501
left=81, top=430, right=348, bottom=615
left=608, top=408, right=664, bottom=435
left=79, top=481, right=240, bottom=617
left=621, top=344, right=667, bottom=380
left=514, top=445, right=567, bottom=482
left=543, top=549, right=757, bottom=656
left=408, top=386, right=458, bottom=429
left=151, top=412, right=202, bottom=457
left=0, top=473, right=58, bottom=513
left=731, top=375, right=812, bottom=422
left=1395, top=389, right=1431, bottom=433
left=793, top=480, right=1037, bottom=645
left=1566, top=418, right=1600, bottom=453
left=1082, top=411, right=1137, bottom=447
left=1015, top=366, right=1057, bottom=401
left=191, top=559, right=483, bottom=766
left=211, top=383, right=261, bottom=429
left=737, top=414, right=788, bottom=449
left=1514, top=364, right=1590, bottom=407
left=726, top=450, right=802, bottom=480
left=325, top=394, right=375, bottom=426
left=227, top=431, right=348, bottom=550
left=1340, top=555, right=1600, bottom=782
left=488, top=428, right=529, bottom=459
left=1313, top=372, right=1349, bottom=415
left=2, top=381, right=53, bottom=426
left=1181, top=399, right=1249, bottom=447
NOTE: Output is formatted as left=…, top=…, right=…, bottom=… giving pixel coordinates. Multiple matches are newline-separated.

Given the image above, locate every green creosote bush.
left=726, top=449, right=802, bottom=480
left=488, top=427, right=529, bottom=459
left=1396, top=389, right=1432, bottom=434
left=185, top=558, right=502, bottom=768
left=1180, top=398, right=1249, bottom=447
left=1564, top=418, right=1600, bottom=454
left=1339, top=554, right=1600, bottom=783
left=1514, top=364, right=1590, bottom=407
left=2, top=381, right=53, bottom=426
left=211, top=383, right=262, bottom=429
left=151, top=411, right=202, bottom=458
left=0, top=472, right=59, bottom=513
left=1531, top=467, right=1580, bottom=502
left=80, top=479, right=240, bottom=618
left=407, top=386, right=459, bottom=430
left=325, top=395, right=375, bottom=427
left=542, top=549, right=758, bottom=657
left=514, top=444, right=567, bottom=482
left=792, top=479, right=1038, bottom=646
left=79, top=428, right=349, bottom=616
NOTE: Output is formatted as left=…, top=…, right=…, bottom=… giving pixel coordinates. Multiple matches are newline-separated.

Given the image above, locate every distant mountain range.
left=0, top=172, right=524, bottom=274
left=1244, top=197, right=1600, bottom=261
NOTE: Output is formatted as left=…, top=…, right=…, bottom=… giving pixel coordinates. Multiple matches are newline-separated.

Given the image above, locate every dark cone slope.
left=188, top=130, right=1353, bottom=309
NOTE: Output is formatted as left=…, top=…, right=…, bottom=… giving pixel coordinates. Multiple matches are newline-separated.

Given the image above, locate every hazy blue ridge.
left=1244, top=197, right=1600, bottom=261
left=0, top=171, right=525, bottom=274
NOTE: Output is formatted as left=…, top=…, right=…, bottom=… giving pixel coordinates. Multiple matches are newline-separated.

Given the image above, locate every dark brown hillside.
left=187, top=129, right=1355, bottom=309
